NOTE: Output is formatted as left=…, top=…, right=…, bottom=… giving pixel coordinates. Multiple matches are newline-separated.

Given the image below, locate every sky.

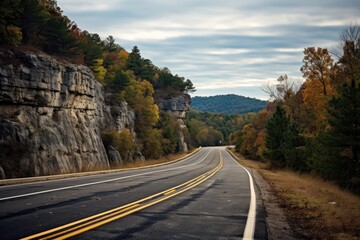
left=57, top=0, right=360, bottom=100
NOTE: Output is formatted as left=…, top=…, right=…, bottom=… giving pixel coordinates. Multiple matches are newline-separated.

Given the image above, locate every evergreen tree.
left=126, top=46, right=143, bottom=76
left=0, top=0, right=22, bottom=46
left=322, top=80, right=360, bottom=186
left=107, top=70, right=130, bottom=92
left=265, top=105, right=290, bottom=168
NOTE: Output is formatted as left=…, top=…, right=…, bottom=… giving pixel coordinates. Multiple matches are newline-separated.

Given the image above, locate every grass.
left=230, top=150, right=360, bottom=240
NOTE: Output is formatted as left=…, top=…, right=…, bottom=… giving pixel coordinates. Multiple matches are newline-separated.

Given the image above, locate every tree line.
left=230, top=25, right=360, bottom=191
left=0, top=0, right=195, bottom=161
left=186, top=110, right=257, bottom=147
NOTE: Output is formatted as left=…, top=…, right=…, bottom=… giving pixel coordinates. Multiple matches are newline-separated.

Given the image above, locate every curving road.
left=0, top=147, right=266, bottom=239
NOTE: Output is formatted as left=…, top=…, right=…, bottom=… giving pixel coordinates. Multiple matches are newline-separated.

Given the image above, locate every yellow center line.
left=22, top=149, right=223, bottom=240
left=163, top=189, right=176, bottom=195
left=39, top=204, right=140, bottom=240
left=58, top=156, right=224, bottom=240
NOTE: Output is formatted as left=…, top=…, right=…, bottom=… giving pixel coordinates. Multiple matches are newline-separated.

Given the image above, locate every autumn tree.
left=301, top=47, right=334, bottom=96
left=300, top=47, right=335, bottom=133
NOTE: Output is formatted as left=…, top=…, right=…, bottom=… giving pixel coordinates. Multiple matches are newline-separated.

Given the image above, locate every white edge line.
left=226, top=150, right=256, bottom=240
left=0, top=149, right=213, bottom=201
left=0, top=147, right=202, bottom=188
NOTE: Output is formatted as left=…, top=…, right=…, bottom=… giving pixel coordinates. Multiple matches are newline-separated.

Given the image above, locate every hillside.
left=191, top=94, right=267, bottom=114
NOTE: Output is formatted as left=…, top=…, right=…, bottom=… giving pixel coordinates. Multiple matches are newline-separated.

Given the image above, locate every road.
left=0, top=147, right=266, bottom=239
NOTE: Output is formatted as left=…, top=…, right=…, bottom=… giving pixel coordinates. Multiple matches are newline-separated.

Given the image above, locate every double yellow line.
left=22, top=151, right=224, bottom=240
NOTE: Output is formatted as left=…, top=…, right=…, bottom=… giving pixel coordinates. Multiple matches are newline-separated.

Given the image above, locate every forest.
left=230, top=26, right=360, bottom=191
left=185, top=110, right=257, bottom=147
left=0, top=0, right=195, bottom=160
left=191, top=94, right=267, bottom=114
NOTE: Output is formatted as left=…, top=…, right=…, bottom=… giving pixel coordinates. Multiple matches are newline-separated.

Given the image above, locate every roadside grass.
left=231, top=150, right=360, bottom=240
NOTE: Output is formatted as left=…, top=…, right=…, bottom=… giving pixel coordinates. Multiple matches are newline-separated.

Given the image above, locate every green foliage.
left=141, top=129, right=163, bottom=159
left=265, top=105, right=304, bottom=169
left=157, top=112, right=181, bottom=154
left=191, top=94, right=267, bottom=114
left=265, top=105, right=289, bottom=167
left=313, top=80, right=360, bottom=188
left=101, top=129, right=135, bottom=163
left=186, top=110, right=253, bottom=145
left=42, top=16, right=81, bottom=56
left=81, top=31, right=103, bottom=66
left=106, top=70, right=130, bottom=93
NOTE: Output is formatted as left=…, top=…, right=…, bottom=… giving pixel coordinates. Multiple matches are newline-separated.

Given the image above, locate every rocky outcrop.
left=0, top=50, right=133, bottom=178
left=0, top=49, right=190, bottom=179
left=157, top=94, right=191, bottom=152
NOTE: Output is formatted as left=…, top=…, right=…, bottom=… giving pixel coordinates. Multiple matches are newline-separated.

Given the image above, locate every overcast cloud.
left=57, top=0, right=360, bottom=100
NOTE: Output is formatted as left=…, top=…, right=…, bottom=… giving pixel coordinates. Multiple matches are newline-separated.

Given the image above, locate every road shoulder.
left=250, top=169, right=297, bottom=240
left=227, top=149, right=297, bottom=240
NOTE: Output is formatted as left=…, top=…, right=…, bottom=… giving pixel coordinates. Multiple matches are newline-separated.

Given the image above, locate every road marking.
left=225, top=149, right=256, bottom=240
left=163, top=189, right=176, bottom=195
left=21, top=151, right=223, bottom=240
left=0, top=148, right=203, bottom=189
left=0, top=149, right=213, bottom=201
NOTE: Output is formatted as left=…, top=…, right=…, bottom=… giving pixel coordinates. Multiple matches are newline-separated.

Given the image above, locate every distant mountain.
left=190, top=94, right=267, bottom=114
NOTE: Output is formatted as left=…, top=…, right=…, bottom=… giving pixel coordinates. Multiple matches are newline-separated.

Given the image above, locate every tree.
left=126, top=46, right=143, bottom=77
left=91, top=59, right=107, bottom=85
left=157, top=112, right=181, bottom=154
left=20, top=0, right=50, bottom=45
left=262, top=75, right=296, bottom=102
left=265, top=105, right=290, bottom=168
left=333, top=25, right=360, bottom=87
left=0, top=0, right=22, bottom=46
left=107, top=70, right=130, bottom=92
left=81, top=31, right=103, bottom=66
left=321, top=80, right=360, bottom=186
left=300, top=47, right=336, bottom=133
left=301, top=47, right=334, bottom=96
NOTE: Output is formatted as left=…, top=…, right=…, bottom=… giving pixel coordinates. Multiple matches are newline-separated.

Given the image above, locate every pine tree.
left=323, top=80, right=360, bottom=186
left=265, top=105, right=290, bottom=168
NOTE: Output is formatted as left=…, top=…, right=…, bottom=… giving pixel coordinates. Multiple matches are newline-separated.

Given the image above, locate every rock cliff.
left=157, top=94, right=191, bottom=152
left=0, top=50, right=134, bottom=178
left=0, top=50, right=191, bottom=179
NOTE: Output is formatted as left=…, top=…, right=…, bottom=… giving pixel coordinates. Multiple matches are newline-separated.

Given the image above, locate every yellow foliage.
left=91, top=58, right=107, bottom=85
left=6, top=25, right=22, bottom=46
left=102, top=49, right=129, bottom=80
left=300, top=47, right=336, bottom=133
left=125, top=79, right=159, bottom=127
left=301, top=78, right=335, bottom=133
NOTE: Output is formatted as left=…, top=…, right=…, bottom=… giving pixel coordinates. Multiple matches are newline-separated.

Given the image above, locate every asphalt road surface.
left=0, top=147, right=266, bottom=239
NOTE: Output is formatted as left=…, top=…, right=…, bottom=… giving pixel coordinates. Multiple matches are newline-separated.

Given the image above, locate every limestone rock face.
left=157, top=94, right=191, bottom=152
left=0, top=50, right=118, bottom=178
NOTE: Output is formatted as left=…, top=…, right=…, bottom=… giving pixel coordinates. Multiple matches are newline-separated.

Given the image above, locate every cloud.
left=57, top=0, right=360, bottom=99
